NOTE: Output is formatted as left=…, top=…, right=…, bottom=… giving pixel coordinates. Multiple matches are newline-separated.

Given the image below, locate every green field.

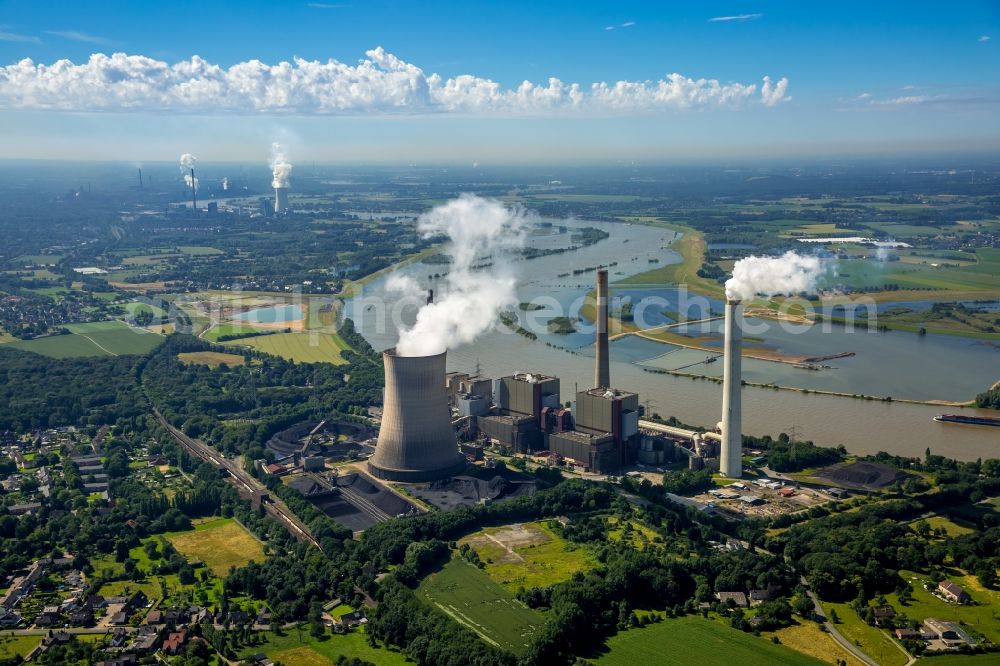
left=13, top=254, right=63, bottom=266
left=824, top=601, right=908, bottom=666
left=417, top=558, right=545, bottom=655
left=460, top=521, right=595, bottom=590
left=886, top=570, right=1000, bottom=644
left=0, top=634, right=41, bottom=661
left=178, top=350, right=246, bottom=368
left=592, top=615, right=826, bottom=665
left=8, top=320, right=164, bottom=357
left=237, top=628, right=410, bottom=666
left=178, top=246, right=224, bottom=255
left=225, top=331, right=350, bottom=364
left=165, top=517, right=265, bottom=576
left=202, top=322, right=265, bottom=341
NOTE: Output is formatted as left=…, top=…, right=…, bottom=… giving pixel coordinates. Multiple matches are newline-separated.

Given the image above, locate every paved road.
left=2, top=627, right=137, bottom=636
left=800, top=577, right=879, bottom=666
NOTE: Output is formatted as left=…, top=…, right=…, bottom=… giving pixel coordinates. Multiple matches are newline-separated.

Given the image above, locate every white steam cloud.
left=179, top=153, right=198, bottom=191
left=0, top=49, right=790, bottom=114
left=392, top=194, right=532, bottom=356
left=270, top=142, right=292, bottom=189
left=725, top=251, right=823, bottom=301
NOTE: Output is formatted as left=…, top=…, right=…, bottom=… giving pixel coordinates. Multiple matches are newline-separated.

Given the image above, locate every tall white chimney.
left=721, top=299, right=743, bottom=478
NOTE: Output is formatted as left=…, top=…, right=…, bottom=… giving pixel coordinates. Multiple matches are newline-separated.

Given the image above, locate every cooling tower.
left=720, top=299, right=743, bottom=478
left=368, top=349, right=468, bottom=482
left=274, top=187, right=289, bottom=213
left=595, top=269, right=610, bottom=389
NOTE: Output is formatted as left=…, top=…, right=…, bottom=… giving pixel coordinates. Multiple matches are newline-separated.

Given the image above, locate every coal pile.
left=411, top=474, right=541, bottom=511
left=266, top=419, right=373, bottom=462
left=815, top=461, right=914, bottom=490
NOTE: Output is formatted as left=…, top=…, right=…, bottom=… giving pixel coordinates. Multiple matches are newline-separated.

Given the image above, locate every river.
left=345, top=218, right=1000, bottom=461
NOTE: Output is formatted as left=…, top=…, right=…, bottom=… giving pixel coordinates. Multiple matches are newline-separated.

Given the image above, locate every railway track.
left=153, top=409, right=321, bottom=550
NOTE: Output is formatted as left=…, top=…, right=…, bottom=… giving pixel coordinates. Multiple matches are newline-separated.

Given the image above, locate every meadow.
left=0, top=634, right=41, bottom=661
left=225, top=331, right=350, bottom=364
left=823, top=601, right=908, bottom=666
left=236, top=628, right=410, bottom=666
left=887, top=570, right=1000, bottom=644
left=762, top=621, right=866, bottom=666
left=417, top=558, right=545, bottom=656
left=591, top=615, right=827, bottom=665
left=165, top=517, right=265, bottom=576
left=178, top=350, right=246, bottom=368
left=459, top=521, right=595, bottom=591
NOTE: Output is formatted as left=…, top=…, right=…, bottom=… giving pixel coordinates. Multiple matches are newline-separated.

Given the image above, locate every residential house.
left=34, top=606, right=62, bottom=628
left=895, top=627, right=921, bottom=641
left=872, top=605, right=896, bottom=627
left=162, top=630, right=188, bottom=655
left=748, top=585, right=781, bottom=606
left=715, top=591, right=749, bottom=608
left=332, top=610, right=367, bottom=632
left=145, top=610, right=165, bottom=626
left=255, top=607, right=273, bottom=628
left=937, top=581, right=970, bottom=604
left=96, top=656, right=137, bottom=666
left=0, top=608, right=23, bottom=628
left=129, top=634, right=159, bottom=654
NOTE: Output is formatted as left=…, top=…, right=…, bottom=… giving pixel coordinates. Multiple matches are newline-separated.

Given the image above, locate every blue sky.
left=1, top=0, right=998, bottom=162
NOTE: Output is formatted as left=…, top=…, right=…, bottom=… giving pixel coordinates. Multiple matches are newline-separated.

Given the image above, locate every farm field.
left=225, top=331, right=349, bottom=364
left=591, top=615, right=826, bottom=665
left=178, top=350, right=246, bottom=368
left=165, top=517, right=265, bottom=576
left=7, top=320, right=163, bottom=357
left=236, top=628, right=410, bottom=666
left=417, top=558, right=545, bottom=656
left=459, top=521, right=596, bottom=590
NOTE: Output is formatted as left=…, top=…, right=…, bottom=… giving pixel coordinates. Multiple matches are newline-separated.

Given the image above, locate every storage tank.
left=368, top=349, right=467, bottom=481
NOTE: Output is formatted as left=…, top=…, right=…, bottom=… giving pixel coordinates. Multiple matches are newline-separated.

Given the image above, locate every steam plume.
left=179, top=153, right=198, bottom=191
left=270, top=142, right=292, bottom=189
left=392, top=194, right=532, bottom=356
left=725, top=251, right=823, bottom=301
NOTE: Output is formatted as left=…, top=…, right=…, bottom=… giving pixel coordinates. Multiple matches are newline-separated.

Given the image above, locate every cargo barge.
left=933, top=414, right=1000, bottom=427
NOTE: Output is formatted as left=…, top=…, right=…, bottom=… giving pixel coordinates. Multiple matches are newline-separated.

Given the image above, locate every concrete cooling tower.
left=274, top=187, right=289, bottom=213
left=368, top=349, right=468, bottom=482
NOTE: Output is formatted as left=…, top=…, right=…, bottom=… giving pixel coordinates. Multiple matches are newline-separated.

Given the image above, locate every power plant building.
left=368, top=349, right=467, bottom=482
left=477, top=373, right=560, bottom=453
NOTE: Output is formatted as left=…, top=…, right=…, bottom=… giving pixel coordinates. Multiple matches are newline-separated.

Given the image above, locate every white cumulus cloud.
left=0, top=48, right=790, bottom=115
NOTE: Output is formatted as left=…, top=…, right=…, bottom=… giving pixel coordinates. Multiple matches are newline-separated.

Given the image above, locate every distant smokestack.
left=190, top=168, right=197, bottom=209
left=427, top=289, right=434, bottom=305
left=368, top=349, right=467, bottom=481
left=595, top=269, right=610, bottom=389
left=274, top=187, right=288, bottom=214
left=138, top=168, right=143, bottom=189
left=721, top=299, right=743, bottom=478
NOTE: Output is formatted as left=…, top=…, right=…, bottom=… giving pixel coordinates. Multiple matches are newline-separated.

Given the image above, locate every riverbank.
left=639, top=364, right=977, bottom=408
